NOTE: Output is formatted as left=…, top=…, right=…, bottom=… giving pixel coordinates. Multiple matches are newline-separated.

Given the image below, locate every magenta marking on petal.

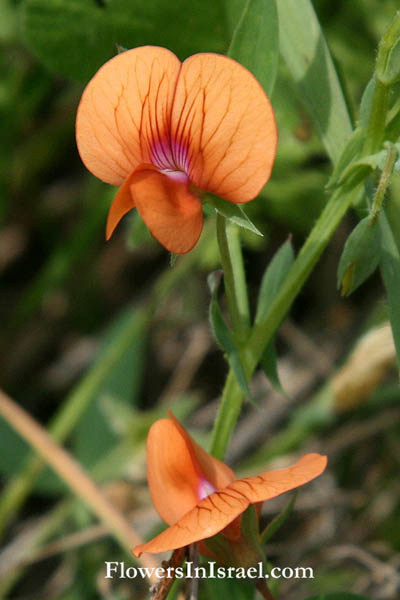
left=198, top=478, right=216, bottom=500
left=151, top=137, right=189, bottom=174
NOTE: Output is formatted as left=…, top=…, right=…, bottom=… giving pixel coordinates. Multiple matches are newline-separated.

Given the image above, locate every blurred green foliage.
left=0, top=1, right=400, bottom=599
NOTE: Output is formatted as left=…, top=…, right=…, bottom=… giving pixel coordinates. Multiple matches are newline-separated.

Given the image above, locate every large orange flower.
left=76, top=46, right=277, bottom=254
left=132, top=411, right=327, bottom=559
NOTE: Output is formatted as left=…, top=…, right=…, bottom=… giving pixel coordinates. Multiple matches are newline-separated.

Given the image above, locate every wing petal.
left=131, top=166, right=203, bottom=254
left=133, top=454, right=327, bottom=556
left=230, top=453, right=328, bottom=503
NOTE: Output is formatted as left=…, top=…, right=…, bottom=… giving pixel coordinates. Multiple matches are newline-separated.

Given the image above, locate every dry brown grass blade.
left=0, top=388, right=159, bottom=583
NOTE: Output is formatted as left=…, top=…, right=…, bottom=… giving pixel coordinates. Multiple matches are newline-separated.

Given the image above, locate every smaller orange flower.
left=132, top=411, right=327, bottom=561
left=76, top=46, right=277, bottom=254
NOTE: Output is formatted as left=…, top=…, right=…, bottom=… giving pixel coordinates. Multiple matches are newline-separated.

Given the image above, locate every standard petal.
left=131, top=167, right=203, bottom=254
left=146, top=412, right=234, bottom=526
left=170, top=53, right=278, bottom=203
left=133, top=453, right=327, bottom=557
left=167, top=411, right=236, bottom=492
left=146, top=417, right=200, bottom=526
left=76, top=46, right=181, bottom=186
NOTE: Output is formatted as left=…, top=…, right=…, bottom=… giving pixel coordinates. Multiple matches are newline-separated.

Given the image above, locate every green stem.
left=364, top=12, right=400, bottom=156
left=226, top=222, right=251, bottom=330
left=376, top=12, right=400, bottom=85
left=363, top=78, right=389, bottom=155
left=216, top=213, right=250, bottom=340
left=210, top=185, right=360, bottom=459
left=371, top=142, right=398, bottom=220
left=210, top=369, right=243, bottom=459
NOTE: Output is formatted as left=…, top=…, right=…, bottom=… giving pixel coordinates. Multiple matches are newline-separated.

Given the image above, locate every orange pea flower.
left=132, top=411, right=327, bottom=562
left=76, top=46, right=277, bottom=254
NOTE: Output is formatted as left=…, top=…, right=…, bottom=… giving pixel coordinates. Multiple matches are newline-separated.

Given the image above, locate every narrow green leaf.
left=209, top=195, right=263, bottom=236
left=260, top=342, right=285, bottom=395
left=240, top=505, right=267, bottom=567
left=260, top=493, right=296, bottom=544
left=223, top=0, right=245, bottom=37
left=359, top=76, right=376, bottom=129
left=228, top=0, right=279, bottom=96
left=336, top=145, right=400, bottom=189
left=208, top=272, right=251, bottom=399
left=337, top=216, right=381, bottom=296
left=277, top=0, right=353, bottom=164
left=255, top=239, right=294, bottom=393
left=382, top=37, right=400, bottom=85
left=376, top=12, right=400, bottom=86
left=379, top=210, right=400, bottom=370
left=255, top=239, right=294, bottom=324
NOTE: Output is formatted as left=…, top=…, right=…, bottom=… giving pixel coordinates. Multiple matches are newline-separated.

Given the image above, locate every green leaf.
left=359, top=76, right=376, bottom=129
left=277, top=0, right=353, bottom=164
left=260, top=342, right=284, bottom=395
left=255, top=239, right=294, bottom=325
left=336, top=145, right=400, bottom=189
left=337, top=216, right=381, bottom=296
left=223, top=0, right=245, bottom=37
left=382, top=37, right=400, bottom=85
left=208, top=196, right=263, bottom=236
left=228, top=0, right=279, bottom=96
left=260, top=492, right=296, bottom=544
left=22, top=0, right=227, bottom=81
left=305, top=595, right=373, bottom=600
left=255, top=239, right=294, bottom=392
left=376, top=12, right=400, bottom=86
left=208, top=272, right=251, bottom=399
left=379, top=210, right=400, bottom=370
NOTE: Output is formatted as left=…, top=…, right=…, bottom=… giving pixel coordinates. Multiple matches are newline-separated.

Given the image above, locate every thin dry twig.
left=280, top=320, right=333, bottom=377
left=188, top=544, right=199, bottom=600
left=150, top=547, right=186, bottom=600
left=160, top=323, right=211, bottom=404
left=324, top=407, right=400, bottom=456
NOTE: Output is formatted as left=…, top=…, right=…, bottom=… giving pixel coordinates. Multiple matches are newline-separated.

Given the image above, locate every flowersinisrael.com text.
left=104, top=561, right=314, bottom=580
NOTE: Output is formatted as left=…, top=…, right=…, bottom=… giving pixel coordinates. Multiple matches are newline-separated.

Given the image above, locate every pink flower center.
left=198, top=478, right=216, bottom=500
left=151, top=138, right=189, bottom=181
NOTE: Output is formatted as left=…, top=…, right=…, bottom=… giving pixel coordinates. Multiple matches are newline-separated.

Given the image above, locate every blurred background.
left=1, top=0, right=400, bottom=598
